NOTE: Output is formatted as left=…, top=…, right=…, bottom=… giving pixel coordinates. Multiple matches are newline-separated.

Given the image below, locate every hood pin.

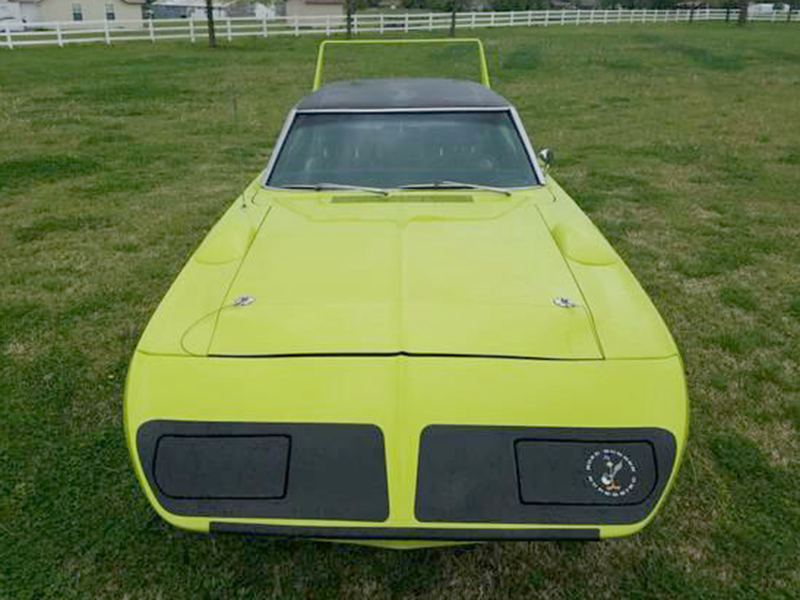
left=553, top=297, right=576, bottom=308
left=233, top=295, right=256, bottom=307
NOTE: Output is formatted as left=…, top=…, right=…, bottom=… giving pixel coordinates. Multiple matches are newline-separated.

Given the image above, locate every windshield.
left=267, top=111, right=538, bottom=189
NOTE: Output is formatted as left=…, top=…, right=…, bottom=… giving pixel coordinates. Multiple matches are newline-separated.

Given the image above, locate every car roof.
left=295, top=78, right=512, bottom=111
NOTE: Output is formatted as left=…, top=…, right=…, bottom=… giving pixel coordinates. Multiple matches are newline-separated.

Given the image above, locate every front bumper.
left=125, top=352, right=687, bottom=547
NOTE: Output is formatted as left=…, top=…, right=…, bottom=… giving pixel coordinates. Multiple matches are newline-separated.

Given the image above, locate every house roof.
left=296, top=79, right=511, bottom=111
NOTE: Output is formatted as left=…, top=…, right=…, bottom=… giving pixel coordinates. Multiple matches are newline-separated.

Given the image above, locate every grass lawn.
left=2, top=22, right=800, bottom=599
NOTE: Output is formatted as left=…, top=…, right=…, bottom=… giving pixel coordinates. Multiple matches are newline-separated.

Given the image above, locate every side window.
left=105, top=3, right=115, bottom=21
left=71, top=3, right=83, bottom=21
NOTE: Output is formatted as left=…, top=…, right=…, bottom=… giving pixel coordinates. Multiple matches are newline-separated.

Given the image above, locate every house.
left=11, top=0, right=146, bottom=23
left=151, top=1, right=276, bottom=21
left=0, top=1, right=25, bottom=30
left=749, top=3, right=789, bottom=15
left=283, top=0, right=343, bottom=18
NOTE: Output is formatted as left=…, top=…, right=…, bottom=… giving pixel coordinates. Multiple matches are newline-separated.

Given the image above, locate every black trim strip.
left=210, top=522, right=600, bottom=541
left=208, top=351, right=600, bottom=362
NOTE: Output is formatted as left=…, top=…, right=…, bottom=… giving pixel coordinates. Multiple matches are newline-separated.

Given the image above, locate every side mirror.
left=538, top=148, right=554, bottom=170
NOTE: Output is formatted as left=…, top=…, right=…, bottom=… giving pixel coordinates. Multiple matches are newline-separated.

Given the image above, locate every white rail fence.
left=2, top=9, right=797, bottom=49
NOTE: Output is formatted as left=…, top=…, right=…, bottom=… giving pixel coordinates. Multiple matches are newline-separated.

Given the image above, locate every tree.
left=142, top=0, right=155, bottom=19
left=205, top=0, right=217, bottom=48
left=449, top=0, right=463, bottom=37
left=345, top=0, right=361, bottom=38
left=203, top=1, right=266, bottom=48
left=737, top=0, right=748, bottom=25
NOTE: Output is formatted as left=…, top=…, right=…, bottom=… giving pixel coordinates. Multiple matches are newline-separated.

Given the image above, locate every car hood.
left=204, top=193, right=602, bottom=360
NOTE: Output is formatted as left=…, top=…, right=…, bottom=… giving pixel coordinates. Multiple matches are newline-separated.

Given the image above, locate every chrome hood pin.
left=233, top=295, right=256, bottom=307
left=552, top=297, right=577, bottom=308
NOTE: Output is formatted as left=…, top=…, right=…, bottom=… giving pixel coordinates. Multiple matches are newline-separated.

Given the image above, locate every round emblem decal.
left=586, top=449, right=638, bottom=498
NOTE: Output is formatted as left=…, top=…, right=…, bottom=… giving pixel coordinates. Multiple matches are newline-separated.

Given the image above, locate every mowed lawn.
left=2, top=23, right=800, bottom=599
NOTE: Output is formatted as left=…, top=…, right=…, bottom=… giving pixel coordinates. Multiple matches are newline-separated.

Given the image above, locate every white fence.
left=2, top=9, right=797, bottom=49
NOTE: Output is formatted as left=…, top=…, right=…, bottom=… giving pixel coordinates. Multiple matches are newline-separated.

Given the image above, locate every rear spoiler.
left=312, top=38, right=491, bottom=91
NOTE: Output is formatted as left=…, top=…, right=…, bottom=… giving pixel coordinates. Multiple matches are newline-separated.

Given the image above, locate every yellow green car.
left=125, top=39, right=687, bottom=549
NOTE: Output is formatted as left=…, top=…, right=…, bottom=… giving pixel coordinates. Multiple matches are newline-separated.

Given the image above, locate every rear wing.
left=312, top=38, right=491, bottom=91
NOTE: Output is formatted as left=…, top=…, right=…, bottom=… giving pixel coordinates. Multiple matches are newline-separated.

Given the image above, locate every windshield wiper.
left=397, top=181, right=513, bottom=196
left=279, top=183, right=388, bottom=196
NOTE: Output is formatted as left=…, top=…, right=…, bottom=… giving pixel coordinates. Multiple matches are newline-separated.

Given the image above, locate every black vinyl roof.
left=296, top=78, right=512, bottom=111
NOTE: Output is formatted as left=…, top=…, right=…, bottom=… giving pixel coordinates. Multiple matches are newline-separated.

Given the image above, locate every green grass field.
left=2, top=23, right=800, bottom=599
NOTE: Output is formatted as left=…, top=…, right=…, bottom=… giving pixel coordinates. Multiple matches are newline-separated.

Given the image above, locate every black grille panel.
left=137, top=421, right=389, bottom=521
left=153, top=435, right=290, bottom=500
left=415, top=426, right=676, bottom=525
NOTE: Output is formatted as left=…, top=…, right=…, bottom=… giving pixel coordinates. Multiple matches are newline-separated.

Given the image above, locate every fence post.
left=561, top=9, right=566, bottom=25
left=544, top=10, right=549, bottom=26
left=470, top=12, right=476, bottom=29
left=380, top=13, right=384, bottom=34
left=189, top=17, right=196, bottom=42
left=149, top=18, right=155, bottom=43
left=293, top=16, right=298, bottom=36
left=490, top=11, right=495, bottom=27
left=56, top=21, right=63, bottom=47
left=428, top=12, right=433, bottom=30
left=4, top=25, right=11, bottom=49
left=103, top=17, right=111, bottom=45
left=576, top=9, right=581, bottom=25
left=404, top=12, right=409, bottom=32
left=226, top=17, right=231, bottom=41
